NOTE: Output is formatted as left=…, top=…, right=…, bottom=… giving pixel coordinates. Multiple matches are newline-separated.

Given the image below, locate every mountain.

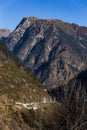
left=6, top=17, right=87, bottom=90
left=0, top=20, right=87, bottom=129
left=0, top=29, right=10, bottom=41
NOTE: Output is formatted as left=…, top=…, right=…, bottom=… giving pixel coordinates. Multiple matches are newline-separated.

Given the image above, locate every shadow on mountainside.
left=48, top=70, right=87, bottom=130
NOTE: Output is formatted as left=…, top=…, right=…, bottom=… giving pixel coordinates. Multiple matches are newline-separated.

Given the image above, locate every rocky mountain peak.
left=7, top=17, right=39, bottom=51
left=6, top=17, right=87, bottom=90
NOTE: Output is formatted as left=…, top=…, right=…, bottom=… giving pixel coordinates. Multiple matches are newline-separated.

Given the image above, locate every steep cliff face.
left=6, top=17, right=87, bottom=90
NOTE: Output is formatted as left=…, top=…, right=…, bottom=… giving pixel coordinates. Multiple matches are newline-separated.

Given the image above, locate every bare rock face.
left=6, top=17, right=87, bottom=90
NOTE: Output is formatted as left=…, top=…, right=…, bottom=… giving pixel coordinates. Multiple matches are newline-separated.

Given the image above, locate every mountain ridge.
left=6, top=17, right=87, bottom=90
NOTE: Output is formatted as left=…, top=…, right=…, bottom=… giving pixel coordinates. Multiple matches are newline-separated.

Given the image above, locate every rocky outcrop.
left=0, top=29, right=10, bottom=40
left=6, top=17, right=87, bottom=90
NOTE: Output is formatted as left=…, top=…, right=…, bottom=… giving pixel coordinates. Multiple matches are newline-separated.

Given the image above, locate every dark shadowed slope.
left=49, top=70, right=87, bottom=130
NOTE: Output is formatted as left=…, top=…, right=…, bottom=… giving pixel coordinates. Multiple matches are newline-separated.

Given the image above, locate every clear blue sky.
left=0, top=0, right=87, bottom=30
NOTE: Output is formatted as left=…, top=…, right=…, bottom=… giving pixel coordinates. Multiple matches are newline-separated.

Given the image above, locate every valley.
left=0, top=17, right=87, bottom=130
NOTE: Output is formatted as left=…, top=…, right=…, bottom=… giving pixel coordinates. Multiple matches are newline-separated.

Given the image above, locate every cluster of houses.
left=15, top=102, right=38, bottom=110
left=15, top=97, right=56, bottom=110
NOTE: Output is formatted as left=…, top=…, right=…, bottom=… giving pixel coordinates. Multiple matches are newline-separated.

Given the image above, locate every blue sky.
left=0, top=0, right=87, bottom=30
